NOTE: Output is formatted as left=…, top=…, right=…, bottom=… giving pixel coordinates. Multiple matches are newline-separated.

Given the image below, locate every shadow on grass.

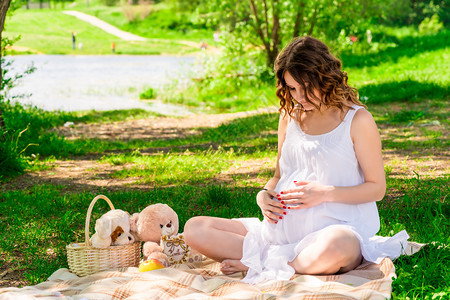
left=359, top=80, right=449, bottom=104
left=341, top=30, right=450, bottom=68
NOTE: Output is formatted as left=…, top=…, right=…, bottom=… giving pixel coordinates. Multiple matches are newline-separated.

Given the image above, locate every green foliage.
left=139, top=87, right=156, bottom=99
left=121, top=3, right=152, bottom=22
left=119, top=6, right=214, bottom=40
left=163, top=27, right=449, bottom=113
left=0, top=36, right=36, bottom=177
left=419, top=14, right=444, bottom=34
left=163, top=32, right=277, bottom=112
left=0, top=127, right=33, bottom=178
left=379, top=0, right=449, bottom=26
left=102, top=0, right=118, bottom=7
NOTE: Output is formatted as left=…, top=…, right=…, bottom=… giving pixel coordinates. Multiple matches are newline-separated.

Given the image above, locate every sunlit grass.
left=3, top=9, right=197, bottom=55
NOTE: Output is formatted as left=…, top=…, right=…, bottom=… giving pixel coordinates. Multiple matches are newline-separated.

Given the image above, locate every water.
left=4, top=55, right=197, bottom=115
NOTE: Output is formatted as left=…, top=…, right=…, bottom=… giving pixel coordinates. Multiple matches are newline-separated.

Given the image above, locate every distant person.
left=200, top=41, right=208, bottom=50
left=72, top=32, right=76, bottom=50
left=213, top=30, right=220, bottom=43
left=112, top=42, right=116, bottom=54
left=78, top=42, right=83, bottom=50
left=366, top=30, right=372, bottom=44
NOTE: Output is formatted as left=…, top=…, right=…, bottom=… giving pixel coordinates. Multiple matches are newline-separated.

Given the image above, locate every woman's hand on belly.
left=257, top=189, right=287, bottom=224
left=279, top=181, right=333, bottom=210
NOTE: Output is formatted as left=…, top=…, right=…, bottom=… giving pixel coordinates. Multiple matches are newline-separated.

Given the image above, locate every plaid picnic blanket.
left=0, top=242, right=424, bottom=300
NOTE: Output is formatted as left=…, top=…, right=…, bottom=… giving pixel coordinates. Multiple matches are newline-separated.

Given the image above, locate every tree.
left=187, top=0, right=395, bottom=68
left=0, top=0, right=12, bottom=137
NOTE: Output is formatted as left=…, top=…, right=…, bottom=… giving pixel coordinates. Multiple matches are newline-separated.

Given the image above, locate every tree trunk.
left=308, top=3, right=319, bottom=36
left=268, top=0, right=280, bottom=68
left=249, top=0, right=281, bottom=68
left=0, top=0, right=13, bottom=136
left=293, top=0, right=305, bottom=37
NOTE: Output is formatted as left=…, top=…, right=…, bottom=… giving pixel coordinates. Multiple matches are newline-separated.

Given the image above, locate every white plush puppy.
left=90, top=209, right=135, bottom=248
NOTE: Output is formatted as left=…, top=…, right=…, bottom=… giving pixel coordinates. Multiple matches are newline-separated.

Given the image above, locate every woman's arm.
left=257, top=113, right=289, bottom=223
left=279, top=109, right=386, bottom=208
left=330, top=108, right=386, bottom=203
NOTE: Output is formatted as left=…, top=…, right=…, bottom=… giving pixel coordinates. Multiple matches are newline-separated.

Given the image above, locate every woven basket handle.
left=85, top=195, right=115, bottom=248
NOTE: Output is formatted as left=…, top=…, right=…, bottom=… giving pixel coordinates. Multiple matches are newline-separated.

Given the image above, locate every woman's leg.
left=288, top=227, right=363, bottom=275
left=184, top=216, right=247, bottom=262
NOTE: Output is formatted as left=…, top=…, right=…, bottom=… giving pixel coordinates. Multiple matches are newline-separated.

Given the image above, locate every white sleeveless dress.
left=236, top=105, right=409, bottom=284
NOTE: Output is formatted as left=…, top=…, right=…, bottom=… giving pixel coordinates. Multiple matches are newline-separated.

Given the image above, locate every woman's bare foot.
left=221, top=259, right=249, bottom=275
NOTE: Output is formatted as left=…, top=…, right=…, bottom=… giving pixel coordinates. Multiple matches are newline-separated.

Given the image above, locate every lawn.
left=3, top=8, right=199, bottom=55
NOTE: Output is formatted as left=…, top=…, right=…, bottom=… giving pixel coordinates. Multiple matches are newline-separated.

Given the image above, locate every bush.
left=419, top=14, right=444, bottom=35
left=0, top=127, right=33, bottom=179
left=0, top=36, right=36, bottom=178
left=163, top=32, right=277, bottom=112
left=140, top=87, right=156, bottom=99
left=121, top=2, right=152, bottom=23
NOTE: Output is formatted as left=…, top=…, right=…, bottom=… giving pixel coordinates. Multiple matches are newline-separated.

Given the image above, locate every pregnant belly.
left=260, top=203, right=358, bottom=245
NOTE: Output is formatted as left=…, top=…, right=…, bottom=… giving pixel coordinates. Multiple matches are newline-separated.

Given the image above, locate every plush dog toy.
left=90, top=209, right=135, bottom=248
left=130, top=204, right=203, bottom=268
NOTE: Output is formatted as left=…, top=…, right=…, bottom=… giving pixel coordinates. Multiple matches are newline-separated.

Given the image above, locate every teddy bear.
left=130, top=203, right=203, bottom=267
left=90, top=209, right=135, bottom=248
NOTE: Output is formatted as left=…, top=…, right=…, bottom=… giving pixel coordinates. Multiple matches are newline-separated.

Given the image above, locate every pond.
left=4, top=55, right=197, bottom=115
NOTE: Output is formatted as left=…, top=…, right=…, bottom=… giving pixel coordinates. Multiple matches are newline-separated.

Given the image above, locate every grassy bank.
left=3, top=9, right=198, bottom=55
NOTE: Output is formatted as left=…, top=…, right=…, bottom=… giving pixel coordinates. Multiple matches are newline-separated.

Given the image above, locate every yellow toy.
left=138, top=258, right=165, bottom=272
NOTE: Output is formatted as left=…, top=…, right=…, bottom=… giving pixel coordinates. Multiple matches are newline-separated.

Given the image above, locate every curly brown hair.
left=274, top=36, right=365, bottom=118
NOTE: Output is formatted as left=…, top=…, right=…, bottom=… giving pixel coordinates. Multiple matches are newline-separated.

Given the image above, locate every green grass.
left=70, top=0, right=215, bottom=43
left=3, top=9, right=198, bottom=55
left=0, top=102, right=161, bottom=162
left=0, top=99, right=448, bottom=298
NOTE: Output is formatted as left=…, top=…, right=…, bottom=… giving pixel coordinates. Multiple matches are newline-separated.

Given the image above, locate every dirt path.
left=3, top=109, right=279, bottom=192
left=62, top=10, right=218, bottom=52
left=3, top=108, right=448, bottom=194
left=64, top=10, right=147, bottom=41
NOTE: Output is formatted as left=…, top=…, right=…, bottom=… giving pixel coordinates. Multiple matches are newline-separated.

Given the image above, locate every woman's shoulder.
left=350, top=107, right=379, bottom=141
left=352, top=106, right=375, bottom=124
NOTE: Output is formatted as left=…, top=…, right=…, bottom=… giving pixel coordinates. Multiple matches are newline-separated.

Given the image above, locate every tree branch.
left=249, top=0, right=270, bottom=51
left=269, top=0, right=280, bottom=66
left=262, top=0, right=270, bottom=41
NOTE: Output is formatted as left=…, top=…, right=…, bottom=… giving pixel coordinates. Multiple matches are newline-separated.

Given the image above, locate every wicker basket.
left=66, top=195, right=141, bottom=276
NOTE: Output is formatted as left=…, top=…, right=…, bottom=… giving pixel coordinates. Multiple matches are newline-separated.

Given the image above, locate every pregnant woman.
left=184, top=36, right=409, bottom=284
